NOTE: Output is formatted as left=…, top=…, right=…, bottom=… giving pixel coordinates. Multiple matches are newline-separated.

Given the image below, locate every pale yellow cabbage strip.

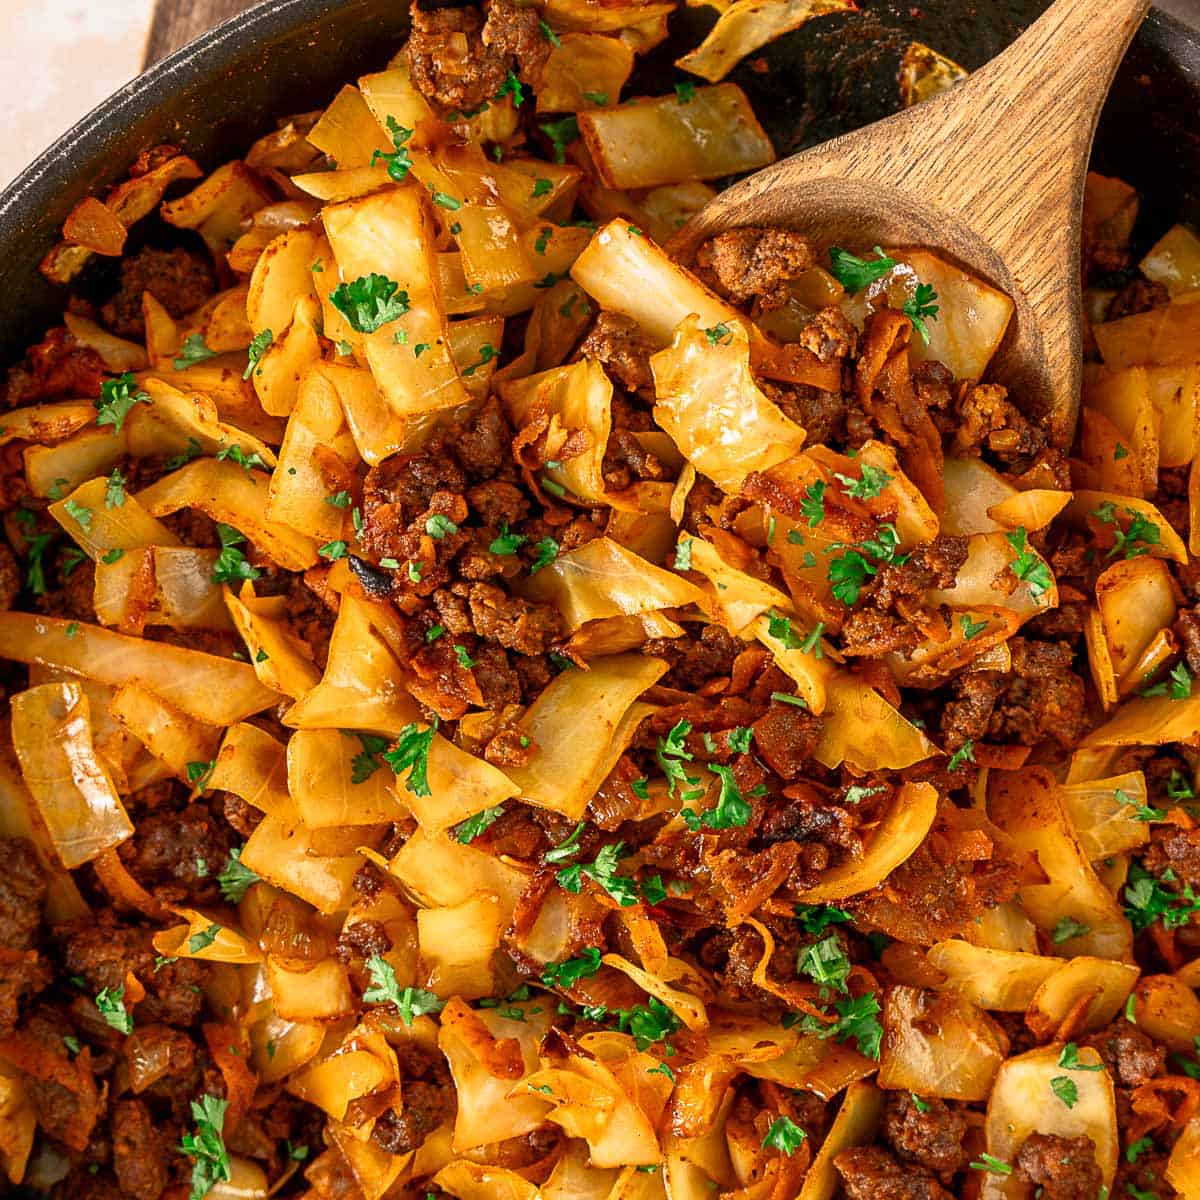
left=10, top=681, right=133, bottom=868
left=521, top=536, right=704, bottom=631
left=135, top=457, right=319, bottom=570
left=0, top=613, right=277, bottom=724
left=578, top=83, right=775, bottom=188
left=651, top=317, right=807, bottom=492
left=675, top=0, right=856, bottom=81
left=502, top=654, right=668, bottom=818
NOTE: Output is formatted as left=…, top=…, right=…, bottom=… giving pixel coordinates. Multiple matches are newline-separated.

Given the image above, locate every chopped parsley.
left=545, top=821, right=585, bottom=864
left=556, top=842, right=654, bottom=907
left=179, top=1094, right=231, bottom=1200
left=960, top=614, right=988, bottom=640
left=351, top=733, right=390, bottom=784
left=217, top=848, right=258, bottom=902
left=834, top=463, right=892, bottom=499
left=674, top=80, right=696, bottom=104
left=794, top=903, right=852, bottom=936
left=1141, top=660, right=1193, bottom=699
left=463, top=343, right=500, bottom=378
left=761, top=1116, right=807, bottom=1155
left=210, top=523, right=261, bottom=584
left=902, top=281, right=940, bottom=343
left=828, top=246, right=897, bottom=293
left=454, top=643, right=476, bottom=669
left=24, top=531, right=56, bottom=595
left=1123, top=862, right=1200, bottom=931
left=529, top=536, right=559, bottom=574
left=969, top=1154, right=1012, bottom=1176
left=539, top=115, right=579, bottom=163
left=363, top=956, right=445, bottom=1023
left=1058, top=1042, right=1104, bottom=1072
left=370, top=116, right=414, bottom=182
left=95, top=373, right=150, bottom=434
left=330, top=274, right=410, bottom=333
left=216, top=445, right=268, bottom=473
left=496, top=70, right=525, bottom=107
left=673, top=537, right=693, bottom=570
left=173, top=332, right=216, bottom=370
left=657, top=719, right=698, bottom=798
left=542, top=947, right=602, bottom=989
left=105, top=467, right=126, bottom=509
left=683, top=763, right=751, bottom=829
left=799, top=479, right=827, bottom=527
left=325, top=490, right=351, bottom=509
left=243, top=329, right=273, bottom=379
left=531, top=177, right=554, bottom=198
left=1005, top=527, right=1053, bottom=598
left=187, top=923, right=221, bottom=954
left=795, top=992, right=883, bottom=1059
left=827, top=523, right=903, bottom=606
left=164, top=437, right=203, bottom=471
left=384, top=721, right=438, bottom=798
left=490, top=522, right=527, bottom=556
left=704, top=322, right=733, bottom=345
left=1052, top=916, right=1091, bottom=944
left=1115, top=787, right=1165, bottom=822
left=96, top=985, right=133, bottom=1035
left=1093, top=502, right=1161, bottom=560
left=946, top=739, right=975, bottom=771
left=797, top=933, right=850, bottom=993
left=63, top=498, right=92, bottom=531
left=318, top=540, right=348, bottom=561
left=538, top=17, right=561, bottom=46
left=1050, top=1075, right=1078, bottom=1108
left=454, top=805, right=505, bottom=843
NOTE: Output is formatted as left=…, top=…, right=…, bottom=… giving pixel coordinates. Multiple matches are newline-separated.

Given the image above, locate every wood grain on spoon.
left=672, top=0, right=1151, bottom=448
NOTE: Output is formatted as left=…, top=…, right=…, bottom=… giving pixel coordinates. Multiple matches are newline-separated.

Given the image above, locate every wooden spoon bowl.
left=672, top=0, right=1151, bottom=448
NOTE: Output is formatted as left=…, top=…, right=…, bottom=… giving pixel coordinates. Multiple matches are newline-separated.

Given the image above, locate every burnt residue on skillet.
left=0, top=0, right=1196, bottom=372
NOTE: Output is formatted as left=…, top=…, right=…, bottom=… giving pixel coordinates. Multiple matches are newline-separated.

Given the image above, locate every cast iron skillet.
left=0, top=0, right=1197, bottom=372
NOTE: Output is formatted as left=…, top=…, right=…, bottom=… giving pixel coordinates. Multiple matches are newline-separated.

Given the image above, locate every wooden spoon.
left=672, top=0, right=1151, bottom=448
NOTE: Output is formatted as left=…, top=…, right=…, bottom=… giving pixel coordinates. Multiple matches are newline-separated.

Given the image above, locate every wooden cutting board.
left=144, top=0, right=260, bottom=65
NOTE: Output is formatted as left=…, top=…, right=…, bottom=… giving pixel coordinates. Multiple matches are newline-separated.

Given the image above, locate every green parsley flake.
left=211, top=523, right=261, bottom=584
left=454, top=805, right=505, bottom=843
left=370, top=116, right=414, bottom=182
left=1005, top=526, right=1053, bottom=598
left=179, top=1094, right=231, bottom=1200
left=384, top=721, right=438, bottom=797
left=902, top=281, right=940, bottom=343
left=217, top=848, right=258, bottom=903
left=834, top=463, right=893, bottom=499
left=96, top=985, right=133, bottom=1035
left=96, top=373, right=150, bottom=434
left=542, top=947, right=602, bottom=989
left=529, top=536, right=559, bottom=574
left=173, top=333, right=217, bottom=371
left=105, top=468, right=126, bottom=509
left=243, top=329, right=273, bottom=380
left=363, top=956, right=445, bottom=1024
left=1051, top=916, right=1091, bottom=944
left=828, top=246, right=897, bottom=293
left=761, top=1116, right=807, bottom=1155
left=330, top=274, right=410, bottom=333
left=797, top=933, right=850, bottom=993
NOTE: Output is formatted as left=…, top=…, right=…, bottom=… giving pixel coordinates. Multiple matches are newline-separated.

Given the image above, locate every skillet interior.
left=0, top=0, right=1196, bottom=370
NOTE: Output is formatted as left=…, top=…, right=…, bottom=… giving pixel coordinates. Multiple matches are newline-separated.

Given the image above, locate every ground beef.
left=992, top=638, right=1090, bottom=748
left=796, top=305, right=858, bottom=362
left=0, top=543, right=20, bottom=611
left=221, top=793, right=263, bottom=838
left=1014, top=1133, right=1104, bottom=1200
left=644, top=624, right=739, bottom=690
left=1106, top=277, right=1169, bottom=321
left=3, top=326, right=106, bottom=407
left=760, top=380, right=846, bottom=446
left=576, top=312, right=656, bottom=392
left=602, top=429, right=668, bottom=490
left=751, top=703, right=826, bottom=780
left=118, top=803, right=235, bottom=907
left=468, top=480, right=528, bottom=527
left=365, top=452, right=467, bottom=534
left=371, top=1080, right=455, bottom=1155
left=950, top=381, right=1046, bottom=464
left=1176, top=607, right=1200, bottom=677
left=99, top=246, right=217, bottom=340
left=472, top=642, right=522, bottom=708
left=940, top=671, right=1005, bottom=748
left=1141, top=825, right=1200, bottom=889
left=335, top=919, right=392, bottom=964
left=1081, top=1020, right=1166, bottom=1087
left=882, top=1091, right=968, bottom=1175
left=695, top=227, right=814, bottom=310
left=407, top=0, right=548, bottom=114
left=0, top=838, right=46, bottom=950
left=867, top=536, right=967, bottom=609
left=0, top=951, right=51, bottom=1038
left=451, top=395, right=512, bottom=481
left=112, top=1098, right=169, bottom=1200
left=58, top=912, right=206, bottom=1027
left=834, top=1146, right=955, bottom=1199
left=467, top=581, right=562, bottom=655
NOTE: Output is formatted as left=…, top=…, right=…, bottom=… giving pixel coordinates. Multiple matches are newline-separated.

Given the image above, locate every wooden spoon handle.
left=919, top=0, right=1151, bottom=233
